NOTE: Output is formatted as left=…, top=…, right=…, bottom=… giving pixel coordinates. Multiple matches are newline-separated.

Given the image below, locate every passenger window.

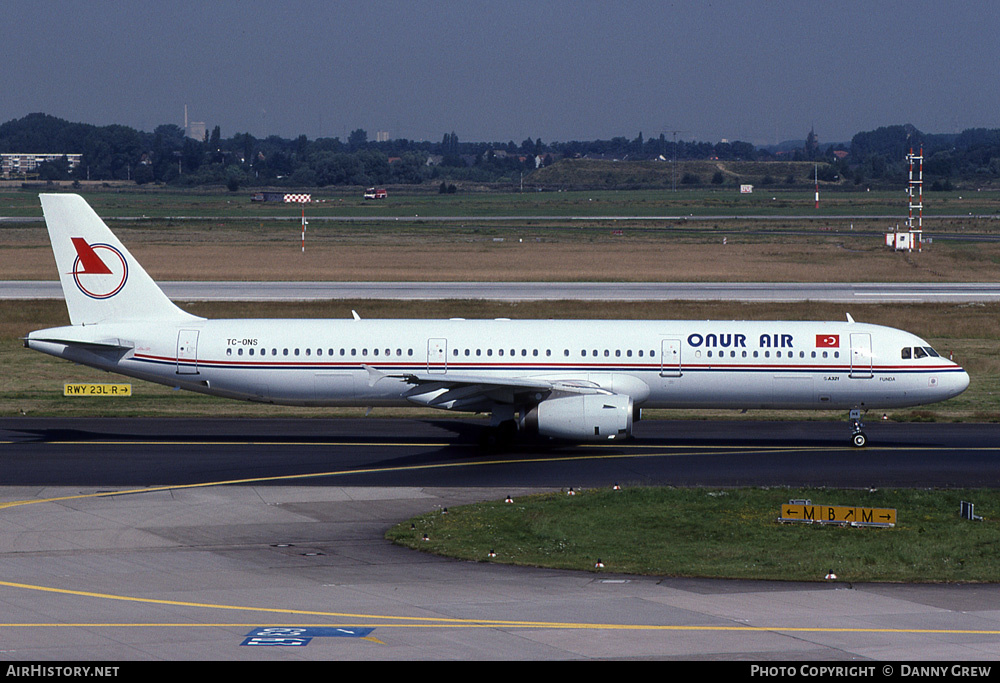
left=226, top=348, right=232, bottom=356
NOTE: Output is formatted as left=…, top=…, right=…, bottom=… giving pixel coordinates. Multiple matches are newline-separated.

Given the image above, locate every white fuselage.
left=27, top=317, right=970, bottom=411
left=28, top=192, right=972, bottom=445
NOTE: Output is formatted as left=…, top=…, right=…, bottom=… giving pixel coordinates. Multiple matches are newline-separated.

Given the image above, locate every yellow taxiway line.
left=1, top=578, right=999, bottom=636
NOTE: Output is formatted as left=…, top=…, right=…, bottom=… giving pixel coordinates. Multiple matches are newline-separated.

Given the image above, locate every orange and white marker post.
left=301, top=208, right=307, bottom=252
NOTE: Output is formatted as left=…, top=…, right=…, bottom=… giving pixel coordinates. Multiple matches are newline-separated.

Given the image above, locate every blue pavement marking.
left=242, top=627, right=375, bottom=646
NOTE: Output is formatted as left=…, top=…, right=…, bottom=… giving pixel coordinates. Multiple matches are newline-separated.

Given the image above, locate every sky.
left=5, top=0, right=1000, bottom=147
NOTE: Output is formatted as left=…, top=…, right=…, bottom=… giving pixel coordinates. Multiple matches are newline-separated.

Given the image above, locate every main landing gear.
left=849, top=408, right=867, bottom=448
left=479, top=419, right=518, bottom=449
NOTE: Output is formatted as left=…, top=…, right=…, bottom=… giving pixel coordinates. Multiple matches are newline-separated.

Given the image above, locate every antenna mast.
left=906, top=147, right=923, bottom=252
left=661, top=129, right=690, bottom=191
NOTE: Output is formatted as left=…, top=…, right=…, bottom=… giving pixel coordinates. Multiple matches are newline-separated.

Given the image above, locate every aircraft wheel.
left=479, top=420, right=518, bottom=450
left=851, top=431, right=868, bottom=448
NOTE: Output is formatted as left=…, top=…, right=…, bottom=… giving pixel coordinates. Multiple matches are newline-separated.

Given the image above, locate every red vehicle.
left=364, top=187, right=387, bottom=199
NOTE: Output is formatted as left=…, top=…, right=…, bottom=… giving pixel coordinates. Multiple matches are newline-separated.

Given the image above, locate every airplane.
left=25, top=193, right=969, bottom=448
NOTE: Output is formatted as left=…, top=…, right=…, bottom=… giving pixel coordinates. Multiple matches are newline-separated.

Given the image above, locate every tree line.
left=1, top=113, right=996, bottom=190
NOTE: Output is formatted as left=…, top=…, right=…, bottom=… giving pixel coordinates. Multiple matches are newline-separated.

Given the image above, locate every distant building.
left=183, top=105, right=206, bottom=140
left=375, top=131, right=390, bottom=142
left=186, top=120, right=206, bottom=141
left=1, top=153, right=82, bottom=178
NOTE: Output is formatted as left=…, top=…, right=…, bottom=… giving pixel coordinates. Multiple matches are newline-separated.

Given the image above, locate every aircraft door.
left=427, top=338, right=448, bottom=374
left=849, top=333, right=873, bottom=379
left=176, top=329, right=200, bottom=375
left=660, top=338, right=682, bottom=377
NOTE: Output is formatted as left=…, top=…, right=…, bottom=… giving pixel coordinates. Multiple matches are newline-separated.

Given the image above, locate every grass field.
left=5, top=187, right=1000, bottom=284
left=5, top=184, right=1000, bottom=218
left=387, top=486, right=1000, bottom=582
left=3, top=187, right=998, bottom=420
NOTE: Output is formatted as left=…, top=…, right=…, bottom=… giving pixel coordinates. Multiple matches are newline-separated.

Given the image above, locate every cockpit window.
left=924, top=347, right=940, bottom=357
left=901, top=348, right=911, bottom=359
left=913, top=347, right=928, bottom=359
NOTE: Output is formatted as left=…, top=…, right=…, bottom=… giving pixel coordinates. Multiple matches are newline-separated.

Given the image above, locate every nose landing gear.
left=849, top=408, right=867, bottom=448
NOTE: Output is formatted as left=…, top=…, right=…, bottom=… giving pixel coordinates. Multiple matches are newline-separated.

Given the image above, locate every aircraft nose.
left=946, top=368, right=971, bottom=397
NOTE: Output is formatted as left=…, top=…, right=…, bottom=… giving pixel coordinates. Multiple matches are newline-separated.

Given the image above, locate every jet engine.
left=520, top=393, right=634, bottom=441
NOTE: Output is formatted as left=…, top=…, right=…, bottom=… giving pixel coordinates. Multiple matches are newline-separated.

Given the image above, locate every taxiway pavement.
left=1, top=418, right=999, bottom=660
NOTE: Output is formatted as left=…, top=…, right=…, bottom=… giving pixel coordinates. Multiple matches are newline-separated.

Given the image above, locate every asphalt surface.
left=2, top=417, right=1000, bottom=661
left=6, top=280, right=1000, bottom=303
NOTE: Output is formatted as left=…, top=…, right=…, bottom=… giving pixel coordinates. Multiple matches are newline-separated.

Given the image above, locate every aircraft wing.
left=364, top=365, right=610, bottom=411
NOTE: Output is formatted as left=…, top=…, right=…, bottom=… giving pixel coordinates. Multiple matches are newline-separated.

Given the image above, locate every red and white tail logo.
left=70, top=238, right=128, bottom=299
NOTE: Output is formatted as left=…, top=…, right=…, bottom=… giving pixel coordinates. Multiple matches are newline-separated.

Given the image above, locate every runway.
left=2, top=417, right=1000, bottom=660
left=6, top=280, right=1000, bottom=303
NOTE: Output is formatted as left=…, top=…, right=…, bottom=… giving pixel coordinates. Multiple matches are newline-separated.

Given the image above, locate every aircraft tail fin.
left=39, top=193, right=200, bottom=325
